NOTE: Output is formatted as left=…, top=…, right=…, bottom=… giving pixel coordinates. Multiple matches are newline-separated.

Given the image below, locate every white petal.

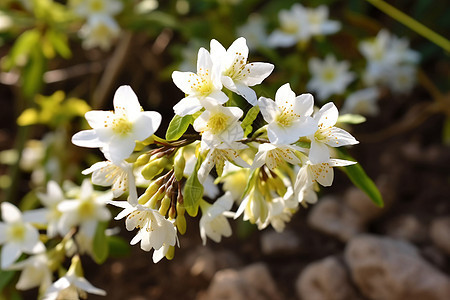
left=113, top=85, right=141, bottom=118
left=293, top=93, right=314, bottom=116
left=275, top=83, right=296, bottom=107
left=309, top=141, right=330, bottom=164
left=84, top=110, right=113, bottom=129
left=268, top=30, right=297, bottom=48
left=234, top=195, right=250, bottom=219
left=173, top=96, right=202, bottom=116
left=242, top=62, right=274, bottom=86
left=235, top=83, right=257, bottom=106
left=204, top=91, right=229, bottom=104
left=172, top=71, right=196, bottom=94
left=1, top=202, right=22, bottom=223
left=258, top=97, right=278, bottom=123
left=197, top=47, right=213, bottom=74
left=72, top=277, right=107, bottom=296
left=23, top=208, right=48, bottom=225
left=314, top=164, right=334, bottom=187
left=107, top=135, right=136, bottom=163
left=325, top=127, right=359, bottom=147
left=132, top=111, right=162, bottom=141
left=1, top=242, right=22, bottom=268
left=71, top=130, right=103, bottom=148
left=317, top=102, right=338, bottom=128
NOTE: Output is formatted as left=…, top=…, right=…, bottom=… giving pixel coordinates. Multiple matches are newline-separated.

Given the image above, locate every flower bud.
left=141, top=157, right=169, bottom=180
left=173, top=149, right=186, bottom=182
left=165, top=245, right=175, bottom=260
left=134, top=152, right=151, bottom=167
left=176, top=204, right=186, bottom=234
left=159, top=195, right=171, bottom=216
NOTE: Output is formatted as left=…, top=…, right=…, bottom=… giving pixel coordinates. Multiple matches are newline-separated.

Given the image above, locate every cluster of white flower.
left=66, top=37, right=360, bottom=268
left=70, top=0, right=123, bottom=50
left=359, top=29, right=420, bottom=94
left=0, top=179, right=110, bottom=299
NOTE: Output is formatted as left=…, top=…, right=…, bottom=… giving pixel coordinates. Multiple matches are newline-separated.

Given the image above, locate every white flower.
left=237, top=14, right=268, bottom=50
left=386, top=65, right=417, bottom=94
left=308, top=103, right=359, bottom=164
left=210, top=37, right=274, bottom=105
left=72, top=0, right=123, bottom=18
left=108, top=201, right=178, bottom=253
left=251, top=143, right=303, bottom=171
left=43, top=256, right=106, bottom=300
left=268, top=4, right=310, bottom=47
left=219, top=161, right=250, bottom=201
left=79, top=15, right=121, bottom=51
left=307, top=55, right=355, bottom=101
left=263, top=194, right=298, bottom=232
left=258, top=83, right=316, bottom=145
left=0, top=202, right=46, bottom=269
left=8, top=253, right=52, bottom=291
left=234, top=186, right=268, bottom=228
left=172, top=48, right=228, bottom=116
left=198, top=142, right=249, bottom=184
left=57, top=179, right=112, bottom=237
left=199, top=192, right=234, bottom=245
left=72, top=85, right=162, bottom=163
left=193, top=103, right=244, bottom=150
left=82, top=159, right=138, bottom=205
left=37, top=180, right=66, bottom=238
left=305, top=5, right=341, bottom=37
left=342, top=88, right=380, bottom=117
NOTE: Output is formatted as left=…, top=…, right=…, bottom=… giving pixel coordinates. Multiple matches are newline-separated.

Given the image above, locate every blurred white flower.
left=72, top=0, right=123, bottom=18
left=72, top=85, right=162, bottom=163
left=262, top=194, right=298, bottom=232
left=37, top=180, right=66, bottom=238
left=251, top=143, right=302, bottom=171
left=307, top=55, right=355, bottom=101
left=210, top=37, right=274, bottom=105
left=308, top=103, right=359, bottom=164
left=305, top=5, right=341, bottom=37
left=57, top=179, right=112, bottom=237
left=79, top=15, right=121, bottom=50
left=237, top=14, right=268, bottom=50
left=0, top=202, right=46, bottom=269
left=82, top=159, right=138, bottom=205
left=268, top=4, right=309, bottom=47
left=342, top=88, right=380, bottom=117
left=258, top=83, right=316, bottom=145
left=8, top=253, right=52, bottom=291
left=172, top=48, right=228, bottom=116
left=387, top=65, right=417, bottom=94
left=199, top=192, right=234, bottom=245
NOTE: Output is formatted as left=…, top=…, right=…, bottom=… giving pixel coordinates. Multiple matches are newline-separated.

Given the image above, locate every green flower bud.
left=141, top=157, right=169, bottom=180
left=159, top=195, right=171, bottom=216
left=173, top=149, right=186, bottom=182
left=134, top=152, right=151, bottom=167
left=165, top=245, right=175, bottom=260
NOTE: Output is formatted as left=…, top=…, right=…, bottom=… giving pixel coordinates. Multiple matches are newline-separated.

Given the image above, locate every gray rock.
left=307, top=196, right=365, bottom=242
left=261, top=229, right=300, bottom=255
left=345, top=234, right=450, bottom=300
left=386, top=215, right=427, bottom=243
left=430, top=216, right=450, bottom=255
left=201, top=263, right=281, bottom=300
left=296, top=256, right=361, bottom=300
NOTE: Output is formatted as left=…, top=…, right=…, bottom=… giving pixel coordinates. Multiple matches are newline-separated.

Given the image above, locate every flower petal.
left=71, top=130, right=103, bottom=148
left=173, top=96, right=202, bottom=117
left=258, top=97, right=278, bottom=123
left=1, top=242, right=22, bottom=269
left=309, top=140, right=330, bottom=164
left=114, top=85, right=141, bottom=118
left=1, top=202, right=22, bottom=223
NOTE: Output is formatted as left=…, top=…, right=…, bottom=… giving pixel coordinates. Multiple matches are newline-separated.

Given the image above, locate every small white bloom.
left=308, top=103, right=359, bottom=164
left=307, top=55, right=355, bottom=101
left=199, top=192, right=234, bottom=245
left=268, top=4, right=310, bottom=47
left=305, top=5, right=341, bottom=37
left=341, top=88, right=380, bottom=117
left=210, top=37, right=274, bottom=105
left=0, top=202, right=46, bottom=269
left=262, top=194, right=298, bottom=232
left=258, top=83, right=316, bottom=145
left=251, top=143, right=303, bottom=171
left=193, top=103, right=244, bottom=150
left=79, top=15, right=121, bottom=51
left=172, top=48, right=228, bottom=116
left=57, top=179, right=112, bottom=237
left=82, top=159, right=138, bottom=205
left=219, top=161, right=250, bottom=201
left=237, top=14, right=268, bottom=50
left=198, top=142, right=249, bottom=184
left=386, top=64, right=417, bottom=94
left=72, top=85, right=162, bottom=163
left=72, top=0, right=123, bottom=18
left=37, top=180, right=66, bottom=238
left=8, top=253, right=52, bottom=291
left=234, top=186, right=269, bottom=228
left=109, top=201, right=178, bottom=253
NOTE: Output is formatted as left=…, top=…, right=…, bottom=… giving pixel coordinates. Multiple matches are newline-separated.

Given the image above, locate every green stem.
left=366, top=0, right=450, bottom=53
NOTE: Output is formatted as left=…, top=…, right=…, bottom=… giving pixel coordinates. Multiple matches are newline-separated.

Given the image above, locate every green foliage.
left=0, top=269, right=16, bottom=294
left=92, top=221, right=109, bottom=264
left=108, top=236, right=131, bottom=258
left=241, top=105, right=260, bottom=137
left=337, top=149, right=384, bottom=207
left=183, top=155, right=204, bottom=217
left=337, top=114, right=367, bottom=125
left=166, top=114, right=193, bottom=141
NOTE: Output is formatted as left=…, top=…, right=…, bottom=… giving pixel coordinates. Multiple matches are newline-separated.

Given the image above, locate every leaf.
left=0, top=270, right=16, bottom=292
left=337, top=149, right=384, bottom=207
left=183, top=156, right=203, bottom=217
left=166, top=114, right=193, bottom=141
left=17, top=108, right=39, bottom=126
left=22, top=47, right=46, bottom=99
left=46, top=29, right=71, bottom=59
left=241, top=169, right=257, bottom=198
left=92, top=221, right=109, bottom=264
left=241, top=105, right=260, bottom=137
left=108, top=236, right=131, bottom=258
left=337, top=114, right=367, bottom=124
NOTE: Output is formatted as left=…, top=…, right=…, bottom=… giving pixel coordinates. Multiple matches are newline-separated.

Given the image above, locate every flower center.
left=282, top=20, right=298, bottom=34
left=112, top=116, right=133, bottom=136
left=207, top=113, right=230, bottom=134
left=78, top=199, right=95, bottom=218
left=90, top=0, right=105, bottom=12
left=8, top=223, right=26, bottom=242
left=275, top=107, right=299, bottom=127
left=322, top=69, right=336, bottom=82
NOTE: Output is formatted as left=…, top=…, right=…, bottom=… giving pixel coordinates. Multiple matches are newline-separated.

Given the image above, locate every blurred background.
left=0, top=0, right=449, bottom=299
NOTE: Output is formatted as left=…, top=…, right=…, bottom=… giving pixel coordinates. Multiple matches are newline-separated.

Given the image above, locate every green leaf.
left=241, top=169, right=257, bottom=198
left=92, top=221, right=109, bottom=264
left=165, top=114, right=193, bottom=141
left=108, top=236, right=131, bottom=258
left=0, top=269, right=16, bottom=292
left=46, top=29, right=71, bottom=59
left=337, top=149, right=384, bottom=207
left=241, top=106, right=260, bottom=137
left=183, top=155, right=204, bottom=217
left=22, top=47, right=46, bottom=99
left=337, top=114, right=367, bottom=124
